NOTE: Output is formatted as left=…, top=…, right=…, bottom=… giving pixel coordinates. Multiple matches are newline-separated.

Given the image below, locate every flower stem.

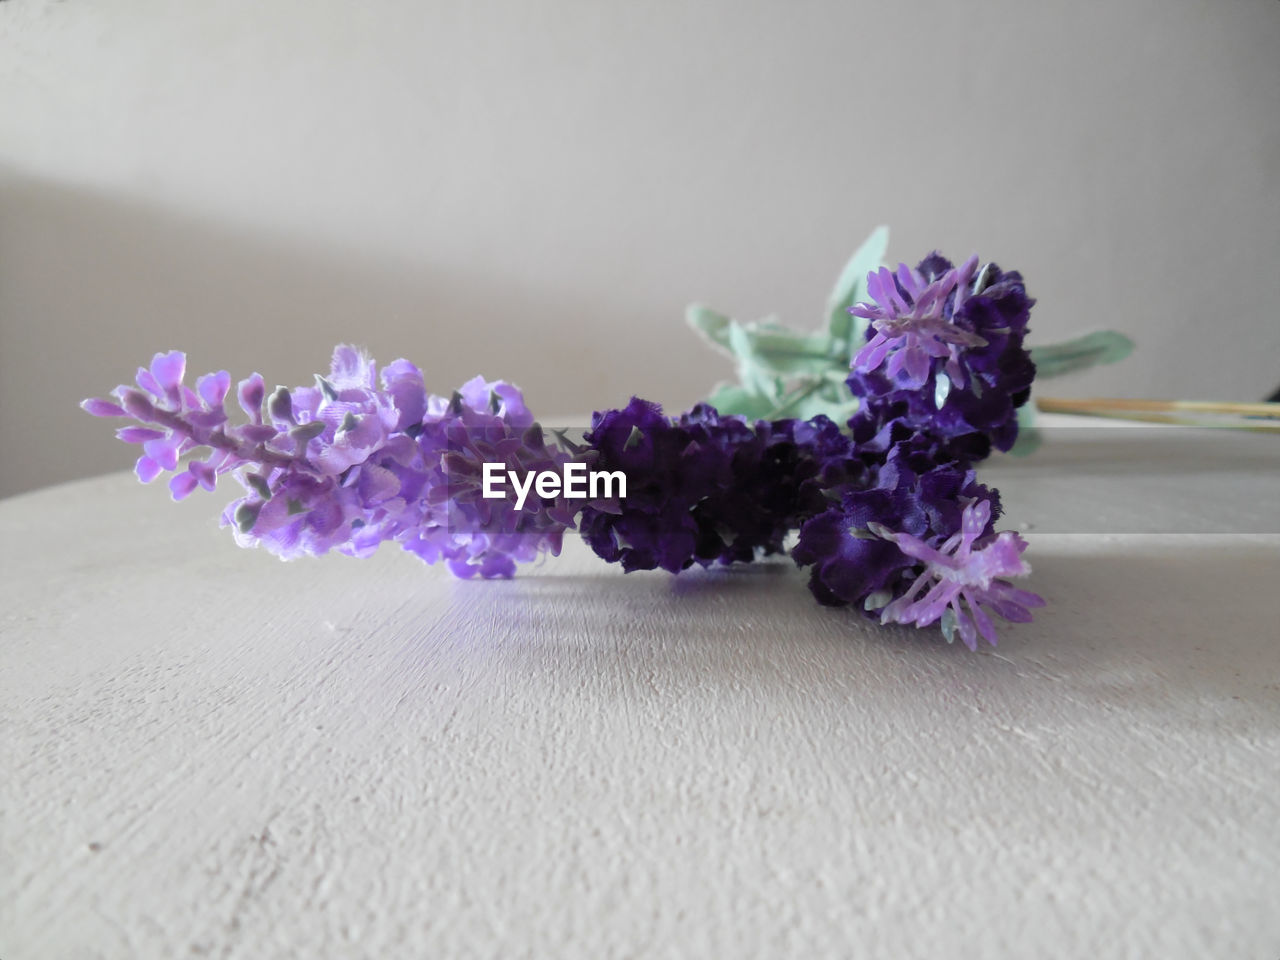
left=1037, top=396, right=1280, bottom=419
left=148, top=408, right=304, bottom=468
left=1036, top=396, right=1280, bottom=432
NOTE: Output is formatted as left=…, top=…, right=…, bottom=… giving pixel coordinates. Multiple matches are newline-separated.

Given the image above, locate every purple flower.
left=81, top=349, right=270, bottom=491
left=405, top=383, right=580, bottom=579
left=83, top=303, right=1049, bottom=650
left=83, top=345, right=573, bottom=578
left=577, top=398, right=734, bottom=573
left=792, top=436, right=996, bottom=607
left=847, top=253, right=1036, bottom=460
left=851, top=255, right=986, bottom=389
left=578, top=401, right=855, bottom=573
left=869, top=498, right=1045, bottom=649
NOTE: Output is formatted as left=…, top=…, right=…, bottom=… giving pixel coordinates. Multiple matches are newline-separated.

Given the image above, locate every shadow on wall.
left=0, top=171, right=717, bottom=498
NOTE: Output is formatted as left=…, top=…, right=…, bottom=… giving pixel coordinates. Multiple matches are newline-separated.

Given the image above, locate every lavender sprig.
left=84, top=245, right=1048, bottom=648
left=83, top=345, right=574, bottom=578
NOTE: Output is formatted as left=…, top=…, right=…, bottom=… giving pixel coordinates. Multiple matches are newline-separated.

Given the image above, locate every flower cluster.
left=847, top=253, right=1036, bottom=462
left=83, top=245, right=1046, bottom=648
left=871, top=498, right=1046, bottom=650
left=779, top=250, right=1044, bottom=644
left=82, top=345, right=574, bottom=579
left=577, top=401, right=853, bottom=573
left=792, top=436, right=999, bottom=608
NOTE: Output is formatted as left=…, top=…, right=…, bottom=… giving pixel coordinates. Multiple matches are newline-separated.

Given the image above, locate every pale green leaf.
left=707, top=382, right=780, bottom=420
left=685, top=304, right=734, bottom=356
left=1008, top=401, right=1042, bottom=456
left=940, top=608, right=958, bottom=644
left=785, top=392, right=859, bottom=423
left=758, top=378, right=826, bottom=419
left=825, top=226, right=889, bottom=347
left=1030, top=330, right=1135, bottom=379
left=757, top=379, right=859, bottom=422
left=727, top=321, right=778, bottom=398
left=733, top=327, right=838, bottom=376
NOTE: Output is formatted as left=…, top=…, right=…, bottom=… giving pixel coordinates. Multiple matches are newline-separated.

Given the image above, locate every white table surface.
left=2, top=418, right=1278, bottom=959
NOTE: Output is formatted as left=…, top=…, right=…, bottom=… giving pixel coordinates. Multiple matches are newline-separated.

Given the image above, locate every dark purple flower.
left=847, top=253, right=1036, bottom=460
left=792, top=435, right=998, bottom=608
left=577, top=398, right=728, bottom=573
left=578, top=401, right=855, bottom=573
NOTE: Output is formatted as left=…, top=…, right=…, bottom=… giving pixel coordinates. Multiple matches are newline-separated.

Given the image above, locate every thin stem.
left=1035, top=398, right=1280, bottom=434
left=148, top=407, right=304, bottom=469
left=1037, top=396, right=1280, bottom=419
left=764, top=379, right=827, bottom=419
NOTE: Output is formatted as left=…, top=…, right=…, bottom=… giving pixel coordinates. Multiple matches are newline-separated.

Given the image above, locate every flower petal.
left=116, top=426, right=165, bottom=443
left=196, top=370, right=231, bottom=408
left=169, top=471, right=199, bottom=500
left=143, top=434, right=182, bottom=471
left=81, top=398, right=125, bottom=417
left=237, top=374, right=266, bottom=423
left=190, top=460, right=217, bottom=491
left=135, top=455, right=163, bottom=483
left=149, top=351, right=187, bottom=392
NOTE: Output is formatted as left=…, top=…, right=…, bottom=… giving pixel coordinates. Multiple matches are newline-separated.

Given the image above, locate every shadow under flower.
left=388, top=535, right=1280, bottom=722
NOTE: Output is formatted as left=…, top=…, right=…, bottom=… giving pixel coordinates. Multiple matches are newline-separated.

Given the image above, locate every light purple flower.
left=81, top=349, right=250, bottom=489
left=868, top=497, right=1045, bottom=649
left=83, top=345, right=577, bottom=579
left=850, top=255, right=987, bottom=389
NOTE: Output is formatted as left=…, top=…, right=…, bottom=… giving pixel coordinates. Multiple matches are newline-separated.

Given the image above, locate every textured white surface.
left=2, top=427, right=1279, bottom=958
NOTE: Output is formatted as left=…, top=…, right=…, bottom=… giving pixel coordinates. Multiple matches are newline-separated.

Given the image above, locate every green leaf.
left=1008, top=401, right=1042, bottom=456
left=726, top=321, right=770, bottom=397
left=825, top=226, right=889, bottom=348
left=685, top=229, right=891, bottom=425
left=1030, top=330, right=1135, bottom=379
left=685, top=304, right=735, bottom=356
left=785, top=391, right=859, bottom=423
left=734, top=327, right=838, bottom=376
left=707, top=382, right=783, bottom=420
left=759, top=378, right=826, bottom=419
left=756, top=379, right=859, bottom=422
left=940, top=608, right=958, bottom=644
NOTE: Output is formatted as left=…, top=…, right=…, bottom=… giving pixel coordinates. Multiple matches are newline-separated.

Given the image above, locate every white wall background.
left=2, top=0, right=1278, bottom=497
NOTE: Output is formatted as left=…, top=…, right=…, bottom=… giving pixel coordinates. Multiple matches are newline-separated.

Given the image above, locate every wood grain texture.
left=2, top=427, right=1278, bottom=959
